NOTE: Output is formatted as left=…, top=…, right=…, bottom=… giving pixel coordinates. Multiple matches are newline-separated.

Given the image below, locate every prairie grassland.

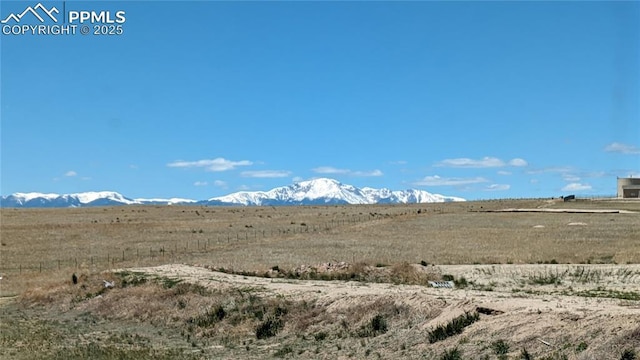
left=1, top=198, right=640, bottom=359
left=1, top=198, right=639, bottom=295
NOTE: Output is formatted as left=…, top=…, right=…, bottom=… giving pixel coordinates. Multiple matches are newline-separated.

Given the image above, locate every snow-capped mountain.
left=0, top=192, right=196, bottom=208
left=204, top=178, right=465, bottom=206
left=0, top=178, right=464, bottom=208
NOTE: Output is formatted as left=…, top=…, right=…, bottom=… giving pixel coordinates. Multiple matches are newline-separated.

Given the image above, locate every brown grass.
left=1, top=199, right=639, bottom=296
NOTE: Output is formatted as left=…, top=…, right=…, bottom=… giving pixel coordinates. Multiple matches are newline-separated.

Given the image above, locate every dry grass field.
left=1, top=198, right=639, bottom=359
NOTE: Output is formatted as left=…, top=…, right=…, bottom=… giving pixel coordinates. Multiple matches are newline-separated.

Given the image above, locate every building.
left=617, top=177, right=640, bottom=198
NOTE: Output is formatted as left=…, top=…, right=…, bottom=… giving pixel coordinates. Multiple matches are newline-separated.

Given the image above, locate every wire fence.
left=0, top=211, right=423, bottom=275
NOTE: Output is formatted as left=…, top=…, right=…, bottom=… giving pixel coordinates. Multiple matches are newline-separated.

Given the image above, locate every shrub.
left=492, top=339, right=509, bottom=359
left=357, top=314, right=388, bottom=337
left=576, top=342, right=588, bottom=352
left=621, top=349, right=637, bottom=360
left=439, top=347, right=462, bottom=360
left=255, top=317, right=283, bottom=339
left=428, top=312, right=479, bottom=343
left=520, top=347, right=533, bottom=360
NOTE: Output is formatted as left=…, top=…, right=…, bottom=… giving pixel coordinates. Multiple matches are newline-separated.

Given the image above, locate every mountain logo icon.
left=1, top=3, right=59, bottom=24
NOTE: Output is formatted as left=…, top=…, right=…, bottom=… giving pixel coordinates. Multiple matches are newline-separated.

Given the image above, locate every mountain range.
left=0, top=178, right=464, bottom=208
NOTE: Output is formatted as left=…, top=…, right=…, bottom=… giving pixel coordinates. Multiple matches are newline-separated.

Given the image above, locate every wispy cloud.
left=508, top=158, right=528, bottom=167
left=292, top=176, right=304, bottom=183
left=312, top=166, right=350, bottom=174
left=413, top=175, right=489, bottom=186
left=351, top=169, right=383, bottom=177
left=389, top=160, right=408, bottom=165
left=194, top=181, right=208, bottom=186
left=436, top=157, right=527, bottom=168
left=241, top=170, right=292, bottom=178
left=167, top=158, right=253, bottom=172
left=562, top=183, right=592, bottom=191
left=526, top=166, right=573, bottom=175
left=604, top=142, right=640, bottom=155
left=562, top=174, right=581, bottom=182
left=497, top=170, right=511, bottom=176
left=64, top=170, right=77, bottom=177
left=485, top=184, right=510, bottom=191
left=213, top=180, right=227, bottom=188
left=312, top=167, right=383, bottom=177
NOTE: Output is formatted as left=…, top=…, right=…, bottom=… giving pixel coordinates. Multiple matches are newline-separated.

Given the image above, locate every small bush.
left=576, top=342, right=588, bottom=352
left=274, top=345, right=293, bottom=358
left=621, top=349, right=637, bottom=360
left=371, top=314, right=388, bottom=333
left=440, top=347, right=462, bottom=360
left=421, top=260, right=429, bottom=266
left=492, top=339, right=509, bottom=358
left=255, top=317, right=283, bottom=339
left=520, top=347, right=533, bottom=360
left=357, top=314, right=388, bottom=337
left=454, top=276, right=468, bottom=288
left=428, top=312, right=479, bottom=343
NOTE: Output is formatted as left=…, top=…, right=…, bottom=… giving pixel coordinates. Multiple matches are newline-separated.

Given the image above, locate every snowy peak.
left=207, top=178, right=464, bottom=206
left=0, top=192, right=196, bottom=208
left=0, top=178, right=465, bottom=208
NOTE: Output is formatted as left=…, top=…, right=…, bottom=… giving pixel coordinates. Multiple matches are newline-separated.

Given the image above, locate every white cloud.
left=485, top=184, right=511, bottom=191
left=167, top=158, right=253, bottom=172
left=129, top=164, right=138, bottom=169
left=64, top=170, right=77, bottom=177
left=562, top=174, right=581, bottom=182
left=413, top=175, right=489, bottom=186
left=213, top=180, right=227, bottom=188
left=351, top=169, right=383, bottom=177
left=389, top=160, right=408, bottom=165
left=292, top=176, right=304, bottom=183
left=508, top=158, right=528, bottom=167
left=312, top=167, right=383, bottom=177
left=194, top=181, right=208, bottom=186
left=497, top=170, right=511, bottom=176
left=81, top=177, right=91, bottom=181
left=562, top=183, right=592, bottom=191
left=604, top=142, right=640, bottom=155
left=526, top=166, right=572, bottom=175
left=312, top=166, right=350, bottom=174
left=436, top=157, right=505, bottom=168
left=530, top=179, right=539, bottom=184
left=435, top=156, right=528, bottom=168
left=241, top=170, right=292, bottom=178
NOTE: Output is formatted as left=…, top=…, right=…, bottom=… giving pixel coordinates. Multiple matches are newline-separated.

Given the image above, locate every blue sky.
left=1, top=1, right=639, bottom=200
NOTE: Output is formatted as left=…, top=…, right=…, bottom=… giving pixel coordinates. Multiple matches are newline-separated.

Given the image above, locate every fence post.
left=58, top=260, right=60, bottom=270
left=39, top=262, right=42, bottom=273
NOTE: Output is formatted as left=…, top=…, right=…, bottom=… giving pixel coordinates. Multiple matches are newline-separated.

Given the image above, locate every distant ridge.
left=0, top=178, right=464, bottom=208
